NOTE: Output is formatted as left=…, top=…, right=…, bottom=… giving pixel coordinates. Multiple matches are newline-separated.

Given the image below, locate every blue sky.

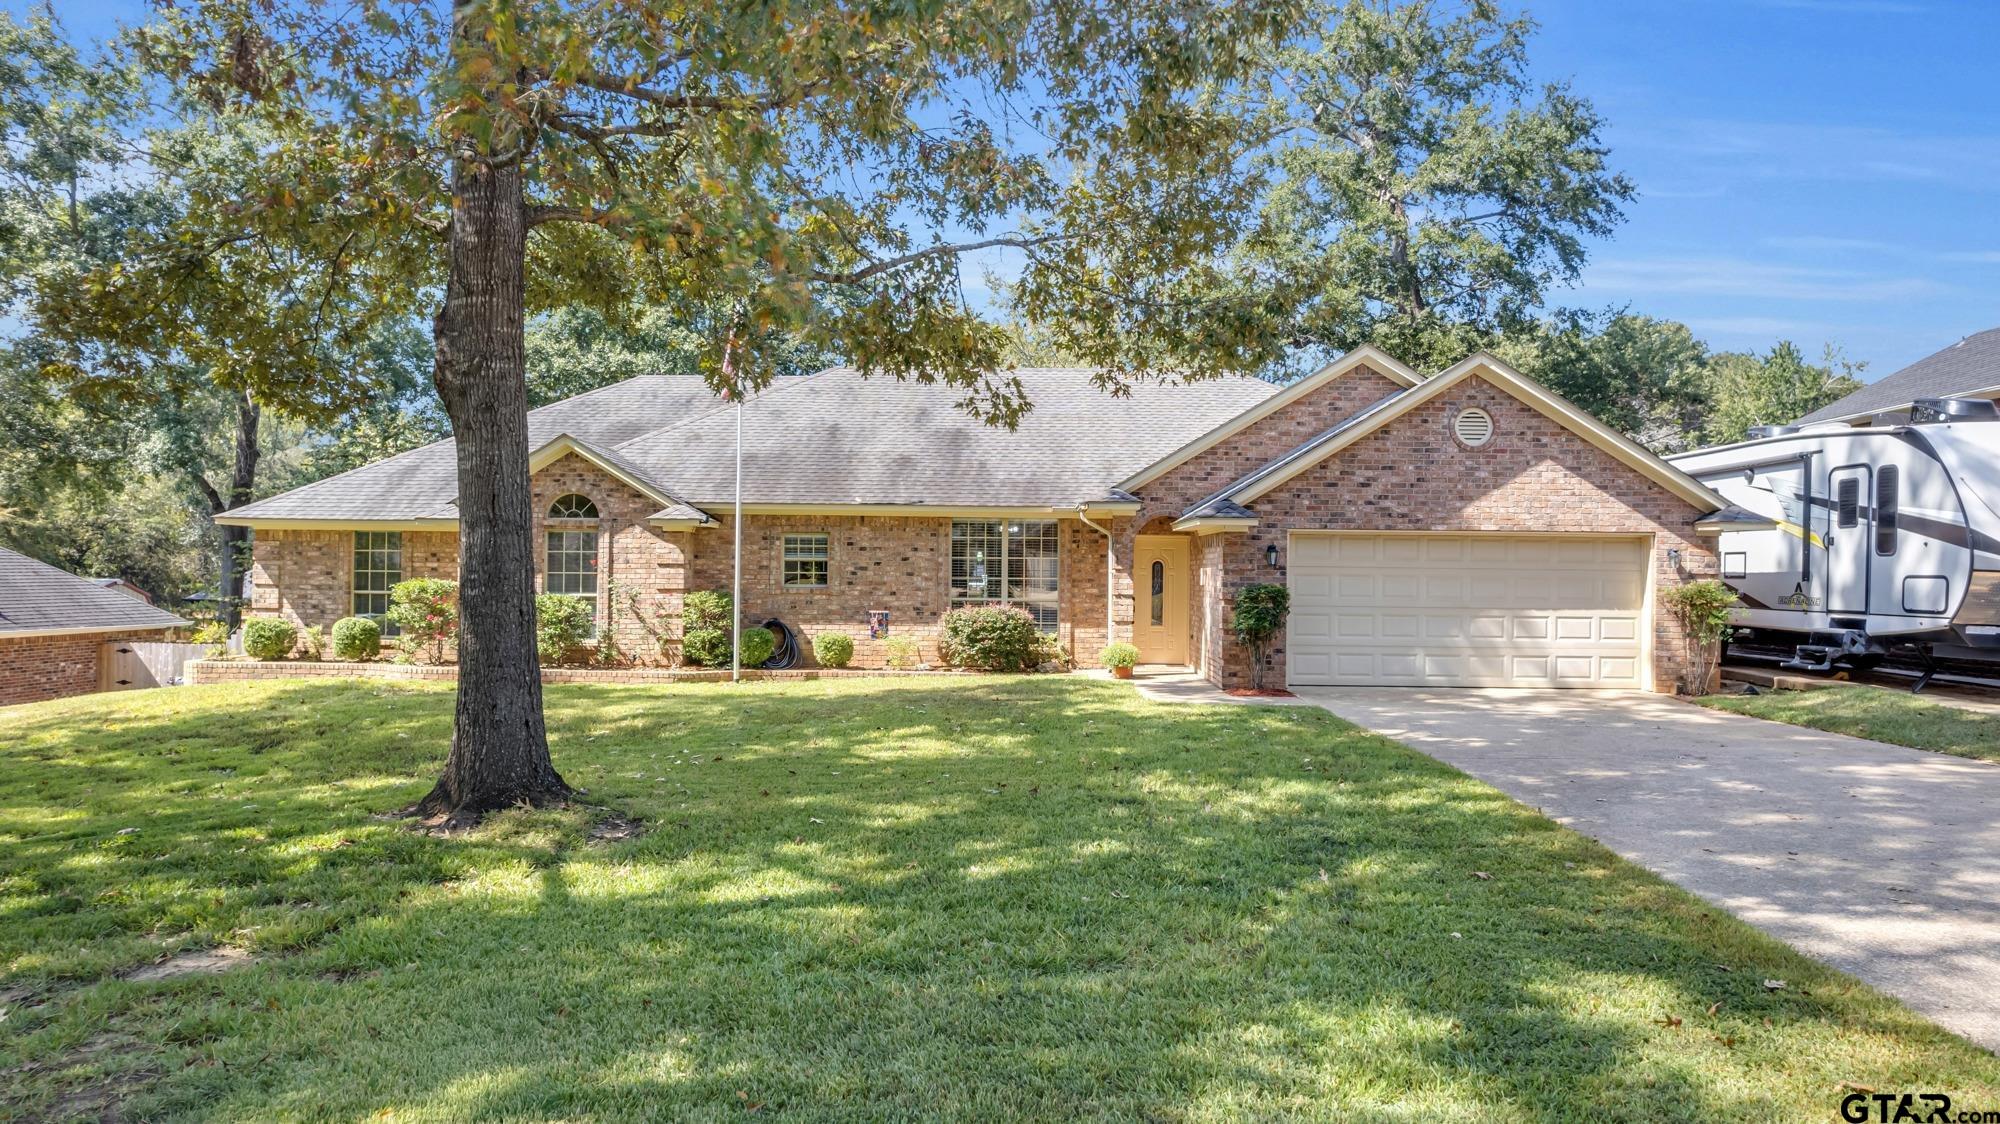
left=22, top=0, right=2000, bottom=383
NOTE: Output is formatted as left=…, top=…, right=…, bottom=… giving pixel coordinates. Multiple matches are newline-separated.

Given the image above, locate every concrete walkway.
left=1294, top=687, right=2000, bottom=1052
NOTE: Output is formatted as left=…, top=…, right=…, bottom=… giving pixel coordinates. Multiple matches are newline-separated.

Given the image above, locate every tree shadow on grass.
left=4, top=676, right=1998, bottom=1121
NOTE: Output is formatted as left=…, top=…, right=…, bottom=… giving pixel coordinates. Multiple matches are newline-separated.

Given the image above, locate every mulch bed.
left=1224, top=687, right=1296, bottom=698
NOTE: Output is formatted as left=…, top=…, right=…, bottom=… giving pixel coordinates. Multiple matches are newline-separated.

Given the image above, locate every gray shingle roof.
left=616, top=367, right=1279, bottom=507
left=231, top=367, right=1280, bottom=520
left=1796, top=327, right=2000, bottom=424
left=0, top=549, right=190, bottom=635
left=228, top=376, right=730, bottom=521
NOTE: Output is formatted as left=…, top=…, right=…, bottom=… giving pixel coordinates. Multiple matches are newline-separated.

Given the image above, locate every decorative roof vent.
left=1452, top=407, right=1494, bottom=447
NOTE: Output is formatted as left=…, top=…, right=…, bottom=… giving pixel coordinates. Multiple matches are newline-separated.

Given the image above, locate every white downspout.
left=1075, top=504, right=1116, bottom=649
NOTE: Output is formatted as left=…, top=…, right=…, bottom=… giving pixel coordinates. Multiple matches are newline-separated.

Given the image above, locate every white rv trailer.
left=1667, top=398, right=2000, bottom=678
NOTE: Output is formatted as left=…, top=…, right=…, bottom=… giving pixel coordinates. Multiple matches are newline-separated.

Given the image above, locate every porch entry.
left=1133, top=535, right=1191, bottom=665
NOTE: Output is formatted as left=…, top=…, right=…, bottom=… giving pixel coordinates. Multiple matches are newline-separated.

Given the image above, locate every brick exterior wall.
left=1125, top=365, right=1409, bottom=678
left=240, top=364, right=1712, bottom=689
left=0, top=629, right=179, bottom=707
left=248, top=529, right=457, bottom=637
left=247, top=457, right=1114, bottom=669
left=1200, top=373, right=1714, bottom=691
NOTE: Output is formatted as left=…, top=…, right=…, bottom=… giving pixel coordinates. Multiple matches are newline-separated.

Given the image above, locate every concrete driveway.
left=1294, top=687, right=2000, bottom=1051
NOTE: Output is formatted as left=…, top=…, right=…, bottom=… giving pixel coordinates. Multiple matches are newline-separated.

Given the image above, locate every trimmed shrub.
left=1098, top=641, right=1140, bottom=670
left=682, top=590, right=730, bottom=633
left=938, top=604, right=1041, bottom=671
left=812, top=632, right=855, bottom=669
left=330, top=616, right=382, bottom=660
left=191, top=620, right=230, bottom=653
left=242, top=618, right=297, bottom=661
left=884, top=636, right=921, bottom=670
left=739, top=625, right=777, bottom=669
left=681, top=628, right=730, bottom=668
left=535, top=594, right=595, bottom=664
left=1231, top=583, right=1290, bottom=689
left=386, top=578, right=458, bottom=664
left=1664, top=578, right=1741, bottom=696
left=297, top=626, right=324, bottom=660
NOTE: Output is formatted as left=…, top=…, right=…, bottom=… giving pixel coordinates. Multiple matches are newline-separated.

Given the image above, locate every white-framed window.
left=950, top=519, right=1059, bottom=632
left=352, top=531, right=403, bottom=635
left=782, top=533, right=830, bottom=588
left=545, top=494, right=600, bottom=633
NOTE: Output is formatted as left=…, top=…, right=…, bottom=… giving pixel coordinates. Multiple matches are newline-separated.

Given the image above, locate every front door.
left=1826, top=465, right=1871, bottom=615
left=1133, top=535, right=1190, bottom=664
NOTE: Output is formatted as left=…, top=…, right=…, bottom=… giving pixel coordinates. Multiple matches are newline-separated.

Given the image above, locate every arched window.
left=548, top=493, right=598, bottom=520
left=545, top=495, right=599, bottom=632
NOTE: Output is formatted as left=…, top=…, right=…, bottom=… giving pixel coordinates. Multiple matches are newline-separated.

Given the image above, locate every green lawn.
left=1700, top=685, right=2000, bottom=764
left=3, top=679, right=1996, bottom=1122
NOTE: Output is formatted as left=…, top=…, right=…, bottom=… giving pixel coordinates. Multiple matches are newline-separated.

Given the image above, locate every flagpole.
left=732, top=385, right=743, bottom=683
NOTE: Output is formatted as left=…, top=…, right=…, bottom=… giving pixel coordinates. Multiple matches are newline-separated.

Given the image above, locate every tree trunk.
left=415, top=134, right=570, bottom=820
left=194, top=392, right=263, bottom=630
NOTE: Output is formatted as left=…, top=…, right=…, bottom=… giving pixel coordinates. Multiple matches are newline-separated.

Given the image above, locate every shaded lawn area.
left=3, top=679, right=1997, bottom=1122
left=1700, top=686, right=2000, bottom=764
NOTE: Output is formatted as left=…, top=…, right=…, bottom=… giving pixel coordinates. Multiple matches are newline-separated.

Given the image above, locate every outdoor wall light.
left=1265, top=544, right=1281, bottom=569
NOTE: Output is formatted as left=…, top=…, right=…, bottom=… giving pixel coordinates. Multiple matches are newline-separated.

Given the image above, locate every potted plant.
left=1099, top=641, right=1140, bottom=679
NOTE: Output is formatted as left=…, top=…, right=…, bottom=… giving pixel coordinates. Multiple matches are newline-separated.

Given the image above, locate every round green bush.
left=330, top=616, right=381, bottom=660
left=812, top=632, right=855, bottom=668
left=938, top=604, right=1041, bottom=671
left=1098, top=641, right=1140, bottom=669
left=738, top=625, right=777, bottom=669
left=241, top=618, right=298, bottom=661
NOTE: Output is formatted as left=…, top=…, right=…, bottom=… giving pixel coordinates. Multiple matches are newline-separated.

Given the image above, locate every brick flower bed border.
left=186, top=658, right=970, bottom=687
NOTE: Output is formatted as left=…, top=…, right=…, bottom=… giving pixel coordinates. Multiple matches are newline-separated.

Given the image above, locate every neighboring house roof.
left=1174, top=353, right=1725, bottom=532
left=0, top=549, right=190, bottom=638
left=224, top=366, right=1281, bottom=524
left=1795, top=326, right=2000, bottom=424
left=88, top=577, right=154, bottom=604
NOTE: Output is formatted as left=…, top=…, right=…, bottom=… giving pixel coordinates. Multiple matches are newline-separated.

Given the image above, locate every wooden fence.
left=100, top=641, right=208, bottom=691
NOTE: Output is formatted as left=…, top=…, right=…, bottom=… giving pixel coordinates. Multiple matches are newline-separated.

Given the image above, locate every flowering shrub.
left=386, top=579, right=458, bottom=664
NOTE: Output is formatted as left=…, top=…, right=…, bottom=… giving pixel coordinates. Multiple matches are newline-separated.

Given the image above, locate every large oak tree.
left=104, top=0, right=1304, bottom=821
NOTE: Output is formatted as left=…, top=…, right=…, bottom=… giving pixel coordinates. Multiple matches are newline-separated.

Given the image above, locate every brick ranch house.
left=0, top=547, right=189, bottom=706
left=221, top=348, right=1741, bottom=691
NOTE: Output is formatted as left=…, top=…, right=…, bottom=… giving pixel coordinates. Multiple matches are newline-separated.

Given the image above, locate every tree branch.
left=810, top=235, right=1065, bottom=285
left=570, top=72, right=824, bottom=114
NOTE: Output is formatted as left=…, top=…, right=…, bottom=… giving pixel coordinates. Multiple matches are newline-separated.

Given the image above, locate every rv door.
left=1826, top=464, right=1871, bottom=615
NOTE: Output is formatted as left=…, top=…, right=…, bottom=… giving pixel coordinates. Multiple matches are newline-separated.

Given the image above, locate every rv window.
left=1875, top=467, right=1899, bottom=555
left=1836, top=478, right=1860, bottom=528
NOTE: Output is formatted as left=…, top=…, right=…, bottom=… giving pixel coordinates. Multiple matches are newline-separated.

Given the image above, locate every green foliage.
left=679, top=590, right=733, bottom=668
left=680, top=629, right=729, bottom=668
left=1702, top=689, right=2000, bottom=766
left=386, top=579, right=458, bottom=664
left=1232, top=583, right=1291, bottom=689
left=1099, top=642, right=1141, bottom=670
left=297, top=625, right=324, bottom=660
left=241, top=617, right=297, bottom=661
left=738, top=625, right=777, bottom=670
left=1196, top=0, right=1633, bottom=375
left=330, top=616, right=381, bottom=661
left=1034, top=633, right=1073, bottom=672
left=1502, top=313, right=1714, bottom=453
left=812, top=632, right=855, bottom=669
left=938, top=606, right=1042, bottom=672
left=884, top=636, right=921, bottom=670
left=1703, top=342, right=1865, bottom=444
left=1663, top=579, right=1741, bottom=695
left=534, top=594, right=595, bottom=664
left=677, top=589, right=774, bottom=668
left=190, top=619, right=230, bottom=651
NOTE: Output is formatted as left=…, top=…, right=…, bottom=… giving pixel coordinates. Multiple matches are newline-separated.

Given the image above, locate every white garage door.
left=1288, top=533, right=1650, bottom=688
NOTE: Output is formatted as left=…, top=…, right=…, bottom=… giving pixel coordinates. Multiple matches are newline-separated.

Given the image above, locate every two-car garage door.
left=1287, top=533, right=1650, bottom=688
